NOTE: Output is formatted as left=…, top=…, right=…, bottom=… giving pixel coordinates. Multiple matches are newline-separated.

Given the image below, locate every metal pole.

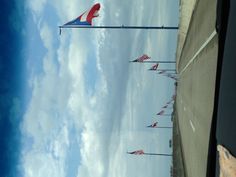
left=147, top=126, right=173, bottom=129
left=156, top=69, right=176, bottom=71
left=144, top=153, right=172, bottom=156
left=127, top=152, right=172, bottom=156
left=129, top=61, right=176, bottom=63
left=59, top=25, right=179, bottom=30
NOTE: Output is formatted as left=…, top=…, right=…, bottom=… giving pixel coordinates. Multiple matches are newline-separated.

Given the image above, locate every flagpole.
left=129, top=61, right=176, bottom=63
left=149, top=69, right=177, bottom=72
left=147, top=126, right=173, bottom=129
left=157, top=69, right=176, bottom=71
left=127, top=152, right=172, bottom=156
left=143, top=153, right=172, bottom=156
left=59, top=25, right=179, bottom=30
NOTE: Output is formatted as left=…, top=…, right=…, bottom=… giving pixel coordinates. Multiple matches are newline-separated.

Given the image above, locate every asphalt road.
left=176, top=0, right=218, bottom=176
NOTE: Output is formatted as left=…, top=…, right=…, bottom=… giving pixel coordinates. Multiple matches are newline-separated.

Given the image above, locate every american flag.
left=157, top=110, right=164, bottom=115
left=149, top=63, right=159, bottom=70
left=162, top=105, right=168, bottom=109
left=132, top=54, right=151, bottom=62
left=147, top=122, right=158, bottom=128
left=128, top=150, right=145, bottom=155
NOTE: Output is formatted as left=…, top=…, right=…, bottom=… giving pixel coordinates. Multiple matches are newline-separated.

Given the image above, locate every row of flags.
left=61, top=3, right=175, bottom=73
left=61, top=3, right=176, bottom=158
left=131, top=54, right=177, bottom=79
left=147, top=94, right=176, bottom=128
left=156, top=95, right=175, bottom=116
left=130, top=94, right=176, bottom=155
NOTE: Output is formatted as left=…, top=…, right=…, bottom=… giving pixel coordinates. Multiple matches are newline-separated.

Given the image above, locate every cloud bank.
left=20, top=0, right=178, bottom=177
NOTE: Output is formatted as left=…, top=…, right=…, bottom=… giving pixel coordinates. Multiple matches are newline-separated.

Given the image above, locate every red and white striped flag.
left=128, top=150, right=145, bottom=155
left=147, top=122, right=158, bottom=128
left=149, top=63, right=159, bottom=70
left=132, top=54, right=151, bottom=62
left=162, top=105, right=168, bottom=109
left=157, top=110, right=164, bottom=115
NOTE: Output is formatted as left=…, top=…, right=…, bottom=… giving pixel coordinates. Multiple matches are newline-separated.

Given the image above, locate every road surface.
left=176, top=0, right=218, bottom=176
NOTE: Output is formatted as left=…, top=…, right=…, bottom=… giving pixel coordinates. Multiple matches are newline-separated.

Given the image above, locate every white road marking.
left=184, top=106, right=186, bottom=111
left=180, top=30, right=217, bottom=75
left=189, top=120, right=195, bottom=132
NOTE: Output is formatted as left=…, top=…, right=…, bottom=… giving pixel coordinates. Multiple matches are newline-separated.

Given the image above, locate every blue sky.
left=0, top=0, right=178, bottom=176
left=0, top=0, right=28, bottom=176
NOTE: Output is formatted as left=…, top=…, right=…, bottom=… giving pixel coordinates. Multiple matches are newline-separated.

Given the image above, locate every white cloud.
left=21, top=15, right=90, bottom=177
left=77, top=129, right=106, bottom=177
left=23, top=152, right=65, bottom=177
left=40, top=23, right=53, bottom=52
left=21, top=0, right=177, bottom=176
left=49, top=123, right=70, bottom=159
left=27, top=0, right=47, bottom=16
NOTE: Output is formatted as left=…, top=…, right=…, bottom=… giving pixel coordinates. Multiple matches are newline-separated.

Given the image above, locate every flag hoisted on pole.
left=130, top=60, right=176, bottom=63
left=162, top=104, right=173, bottom=109
left=127, top=150, right=172, bottom=156
left=131, top=54, right=151, bottom=62
left=157, top=69, right=177, bottom=74
left=129, top=55, right=176, bottom=63
left=127, top=150, right=145, bottom=155
left=162, top=105, right=168, bottom=109
left=147, top=122, right=158, bottom=128
left=156, top=110, right=171, bottom=116
left=64, top=3, right=100, bottom=26
left=157, top=110, right=165, bottom=115
left=163, top=73, right=178, bottom=81
left=60, top=3, right=101, bottom=34
left=147, top=126, right=173, bottom=129
left=148, top=64, right=159, bottom=71
left=59, top=3, right=179, bottom=34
